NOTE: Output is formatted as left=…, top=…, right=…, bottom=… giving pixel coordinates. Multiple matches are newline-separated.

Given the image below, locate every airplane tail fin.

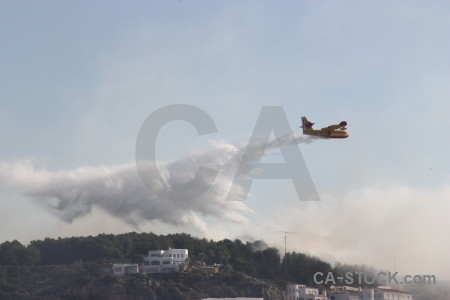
left=301, top=116, right=314, bottom=132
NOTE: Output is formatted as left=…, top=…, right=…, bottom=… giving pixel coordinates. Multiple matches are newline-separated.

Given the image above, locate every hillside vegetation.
left=2, top=232, right=443, bottom=300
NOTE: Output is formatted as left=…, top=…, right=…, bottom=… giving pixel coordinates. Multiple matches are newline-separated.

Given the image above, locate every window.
left=144, top=261, right=150, bottom=266
left=162, top=260, right=170, bottom=265
left=151, top=260, right=160, bottom=265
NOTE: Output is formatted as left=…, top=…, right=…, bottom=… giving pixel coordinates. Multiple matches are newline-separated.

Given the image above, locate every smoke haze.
left=0, top=133, right=316, bottom=233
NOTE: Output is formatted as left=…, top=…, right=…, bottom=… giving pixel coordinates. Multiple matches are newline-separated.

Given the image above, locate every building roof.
left=375, top=287, right=411, bottom=295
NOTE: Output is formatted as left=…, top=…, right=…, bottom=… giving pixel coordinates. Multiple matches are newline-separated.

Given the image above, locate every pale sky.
left=1, top=1, right=450, bottom=280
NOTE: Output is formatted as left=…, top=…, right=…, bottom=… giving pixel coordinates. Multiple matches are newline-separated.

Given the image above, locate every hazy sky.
left=1, top=1, right=450, bottom=280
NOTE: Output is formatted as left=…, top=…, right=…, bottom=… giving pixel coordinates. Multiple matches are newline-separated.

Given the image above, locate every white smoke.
left=0, top=133, right=317, bottom=232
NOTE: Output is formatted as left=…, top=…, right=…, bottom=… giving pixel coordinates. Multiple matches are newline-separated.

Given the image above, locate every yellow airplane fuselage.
left=303, top=128, right=349, bottom=138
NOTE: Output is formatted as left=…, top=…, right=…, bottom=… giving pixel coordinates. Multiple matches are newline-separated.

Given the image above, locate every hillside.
left=0, top=232, right=333, bottom=284
left=0, top=232, right=447, bottom=300
left=0, top=263, right=288, bottom=300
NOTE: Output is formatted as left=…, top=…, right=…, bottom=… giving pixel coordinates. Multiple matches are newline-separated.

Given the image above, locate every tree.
left=0, top=240, right=26, bottom=265
left=25, top=245, right=41, bottom=265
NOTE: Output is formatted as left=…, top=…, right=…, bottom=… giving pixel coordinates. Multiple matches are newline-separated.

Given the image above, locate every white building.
left=330, top=286, right=413, bottom=300
left=330, top=286, right=362, bottom=300
left=112, top=263, right=139, bottom=276
left=142, top=248, right=188, bottom=273
left=330, top=291, right=361, bottom=300
left=287, top=284, right=328, bottom=300
left=367, top=286, right=413, bottom=300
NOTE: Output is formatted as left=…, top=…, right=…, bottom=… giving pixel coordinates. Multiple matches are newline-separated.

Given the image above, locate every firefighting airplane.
left=301, top=116, right=349, bottom=138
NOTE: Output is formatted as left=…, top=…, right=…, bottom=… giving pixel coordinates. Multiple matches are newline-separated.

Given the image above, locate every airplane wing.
left=321, top=125, right=339, bottom=131
left=321, top=121, right=347, bottom=131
